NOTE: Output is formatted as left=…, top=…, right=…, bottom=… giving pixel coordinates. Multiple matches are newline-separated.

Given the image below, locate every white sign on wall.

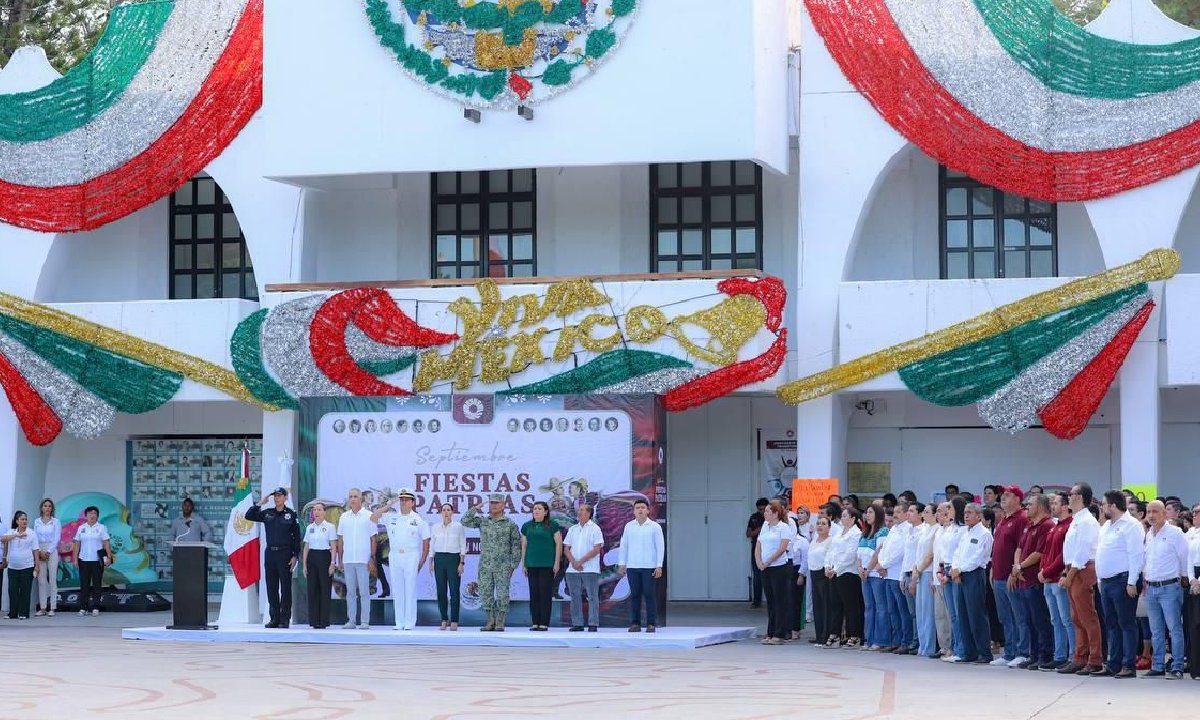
left=315, top=404, right=632, bottom=603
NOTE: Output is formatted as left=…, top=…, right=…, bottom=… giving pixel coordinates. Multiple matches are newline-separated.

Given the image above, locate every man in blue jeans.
left=618, top=499, right=665, bottom=632
left=1094, top=490, right=1145, bottom=678
left=950, top=503, right=995, bottom=664
left=1142, top=500, right=1189, bottom=679
left=1012, top=494, right=1055, bottom=670
left=990, top=486, right=1029, bottom=667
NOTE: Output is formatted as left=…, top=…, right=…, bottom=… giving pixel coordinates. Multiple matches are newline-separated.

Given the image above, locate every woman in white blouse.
left=824, top=507, right=864, bottom=647
left=936, top=499, right=967, bottom=661
left=33, top=498, right=61, bottom=617
left=756, top=500, right=796, bottom=645
left=429, top=503, right=467, bottom=631
left=807, top=515, right=834, bottom=646
left=2, top=511, right=41, bottom=620
left=909, top=503, right=939, bottom=658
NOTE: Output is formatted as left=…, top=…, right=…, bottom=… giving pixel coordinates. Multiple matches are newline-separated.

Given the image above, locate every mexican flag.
left=224, top=446, right=260, bottom=589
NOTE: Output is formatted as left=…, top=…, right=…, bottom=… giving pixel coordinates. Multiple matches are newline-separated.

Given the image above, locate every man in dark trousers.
left=746, top=498, right=768, bottom=607
left=245, top=487, right=302, bottom=628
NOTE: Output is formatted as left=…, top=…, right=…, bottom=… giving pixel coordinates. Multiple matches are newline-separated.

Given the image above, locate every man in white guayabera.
left=336, top=488, right=377, bottom=629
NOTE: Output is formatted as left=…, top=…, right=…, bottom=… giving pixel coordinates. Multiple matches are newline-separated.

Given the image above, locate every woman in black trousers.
left=808, top=516, right=834, bottom=644
left=301, top=503, right=335, bottom=629
left=2, top=511, right=38, bottom=619
left=520, top=502, right=562, bottom=631
left=757, top=501, right=794, bottom=645
left=825, top=507, right=865, bottom=647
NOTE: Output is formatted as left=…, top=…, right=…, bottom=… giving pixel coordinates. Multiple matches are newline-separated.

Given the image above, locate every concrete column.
left=794, top=8, right=907, bottom=485
left=1085, top=167, right=1200, bottom=490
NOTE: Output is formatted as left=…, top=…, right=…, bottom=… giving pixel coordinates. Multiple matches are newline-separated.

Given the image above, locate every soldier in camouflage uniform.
left=463, top=493, right=522, bottom=631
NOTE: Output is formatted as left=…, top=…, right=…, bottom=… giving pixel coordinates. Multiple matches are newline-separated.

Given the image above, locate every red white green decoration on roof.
left=0, top=0, right=263, bottom=233
left=365, top=0, right=638, bottom=109
left=805, top=0, right=1200, bottom=201
left=230, top=275, right=787, bottom=412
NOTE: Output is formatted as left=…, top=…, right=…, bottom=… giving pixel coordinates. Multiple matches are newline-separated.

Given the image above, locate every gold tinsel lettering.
left=479, top=337, right=512, bottom=383
left=624, top=305, right=668, bottom=343
left=508, top=328, right=548, bottom=372
left=668, top=295, right=766, bottom=366
left=413, top=343, right=477, bottom=392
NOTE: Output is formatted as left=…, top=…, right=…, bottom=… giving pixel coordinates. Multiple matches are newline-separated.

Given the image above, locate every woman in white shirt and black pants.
left=2, top=511, right=41, bottom=619
left=757, top=500, right=797, bottom=645
left=430, top=503, right=467, bottom=630
left=302, top=502, right=336, bottom=629
left=33, top=498, right=61, bottom=616
left=71, top=505, right=114, bottom=616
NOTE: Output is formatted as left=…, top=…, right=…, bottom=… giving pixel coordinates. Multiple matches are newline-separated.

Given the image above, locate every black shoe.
left=1166, top=671, right=1183, bottom=680
left=1114, top=668, right=1136, bottom=679
left=751, top=603, right=762, bottom=609
left=1056, top=662, right=1083, bottom=674
left=552, top=594, right=562, bottom=600
left=587, top=626, right=598, bottom=632
left=1089, top=667, right=1115, bottom=677
left=279, top=621, right=290, bottom=629
left=1028, top=661, right=1048, bottom=671
left=1144, top=669, right=1165, bottom=677
left=1015, top=660, right=1034, bottom=669
left=265, top=621, right=279, bottom=629
left=569, top=626, right=584, bottom=632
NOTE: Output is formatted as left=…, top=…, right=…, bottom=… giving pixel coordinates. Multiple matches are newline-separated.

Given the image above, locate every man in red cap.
left=989, top=485, right=1029, bottom=667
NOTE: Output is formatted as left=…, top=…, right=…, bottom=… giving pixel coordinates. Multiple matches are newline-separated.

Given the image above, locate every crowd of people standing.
left=747, top=485, right=1200, bottom=680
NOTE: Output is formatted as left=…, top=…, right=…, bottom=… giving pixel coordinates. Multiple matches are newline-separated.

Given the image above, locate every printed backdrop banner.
left=297, top=394, right=667, bottom=626
left=758, top=428, right=798, bottom=504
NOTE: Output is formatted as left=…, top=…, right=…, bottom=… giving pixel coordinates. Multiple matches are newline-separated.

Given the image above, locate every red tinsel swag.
left=309, top=288, right=458, bottom=397
left=803, top=0, right=1200, bottom=202
left=509, top=73, right=533, bottom=100
left=665, top=330, right=788, bottom=412
left=1039, top=302, right=1153, bottom=440
left=0, top=350, right=62, bottom=446
left=0, top=0, right=264, bottom=233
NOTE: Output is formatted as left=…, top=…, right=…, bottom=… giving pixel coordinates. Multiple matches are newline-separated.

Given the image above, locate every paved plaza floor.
left=0, top=605, right=1193, bottom=719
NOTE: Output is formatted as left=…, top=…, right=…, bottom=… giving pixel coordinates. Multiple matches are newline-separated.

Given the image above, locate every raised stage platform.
left=122, top=623, right=754, bottom=649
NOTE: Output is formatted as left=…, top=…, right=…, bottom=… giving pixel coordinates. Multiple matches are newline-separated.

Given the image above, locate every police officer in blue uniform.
left=245, top=487, right=302, bottom=628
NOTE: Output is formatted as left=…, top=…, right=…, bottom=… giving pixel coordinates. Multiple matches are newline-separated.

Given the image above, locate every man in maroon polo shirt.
left=1038, top=491, right=1074, bottom=671
left=989, top=485, right=1029, bottom=666
left=1012, top=494, right=1054, bottom=669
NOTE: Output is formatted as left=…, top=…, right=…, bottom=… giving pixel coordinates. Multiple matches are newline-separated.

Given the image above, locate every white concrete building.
left=0, top=0, right=1196, bottom=602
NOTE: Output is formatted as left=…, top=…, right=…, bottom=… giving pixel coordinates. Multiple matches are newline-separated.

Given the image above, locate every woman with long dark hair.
left=2, top=511, right=39, bottom=619
left=808, top=515, right=834, bottom=646
left=521, top=501, right=562, bottom=631
left=939, top=496, right=968, bottom=662
left=859, top=504, right=892, bottom=651
left=33, top=498, right=61, bottom=617
left=756, top=500, right=795, bottom=645
left=430, top=503, right=467, bottom=631
left=824, top=507, right=864, bottom=647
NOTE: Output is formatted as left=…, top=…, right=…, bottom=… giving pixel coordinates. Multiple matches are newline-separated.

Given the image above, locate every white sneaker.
left=1007, top=656, right=1029, bottom=668
left=941, top=655, right=961, bottom=663
left=91, top=609, right=99, bottom=616
left=357, top=624, right=369, bottom=630
left=47, top=610, right=54, bottom=617
left=989, top=658, right=1010, bottom=666
left=79, top=610, right=86, bottom=616
left=343, top=622, right=356, bottom=629
left=34, top=610, right=46, bottom=617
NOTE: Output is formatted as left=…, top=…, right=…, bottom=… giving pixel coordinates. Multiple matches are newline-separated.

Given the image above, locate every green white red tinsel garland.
left=0, top=0, right=262, bottom=232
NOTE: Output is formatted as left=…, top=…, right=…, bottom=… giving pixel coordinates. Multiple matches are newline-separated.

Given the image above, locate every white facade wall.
left=4, top=0, right=1200, bottom=603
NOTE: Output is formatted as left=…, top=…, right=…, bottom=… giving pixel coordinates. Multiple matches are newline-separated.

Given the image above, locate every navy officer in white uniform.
left=372, top=488, right=430, bottom=630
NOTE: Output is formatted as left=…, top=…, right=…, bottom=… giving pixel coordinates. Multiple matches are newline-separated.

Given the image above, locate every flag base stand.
left=217, top=575, right=261, bottom=626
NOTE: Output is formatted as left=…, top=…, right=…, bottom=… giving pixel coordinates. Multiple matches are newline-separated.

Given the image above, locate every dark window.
left=170, top=175, right=257, bottom=300
left=939, top=167, right=1057, bottom=280
left=650, top=161, right=763, bottom=272
left=431, top=170, right=537, bottom=279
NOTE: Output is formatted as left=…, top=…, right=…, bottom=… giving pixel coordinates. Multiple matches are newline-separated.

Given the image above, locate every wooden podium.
left=169, top=541, right=217, bottom=630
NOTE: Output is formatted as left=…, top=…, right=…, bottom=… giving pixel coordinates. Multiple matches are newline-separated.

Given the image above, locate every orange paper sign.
left=792, top=478, right=840, bottom=513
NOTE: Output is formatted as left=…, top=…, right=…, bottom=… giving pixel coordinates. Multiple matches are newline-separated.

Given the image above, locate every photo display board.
left=127, top=436, right=263, bottom=589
